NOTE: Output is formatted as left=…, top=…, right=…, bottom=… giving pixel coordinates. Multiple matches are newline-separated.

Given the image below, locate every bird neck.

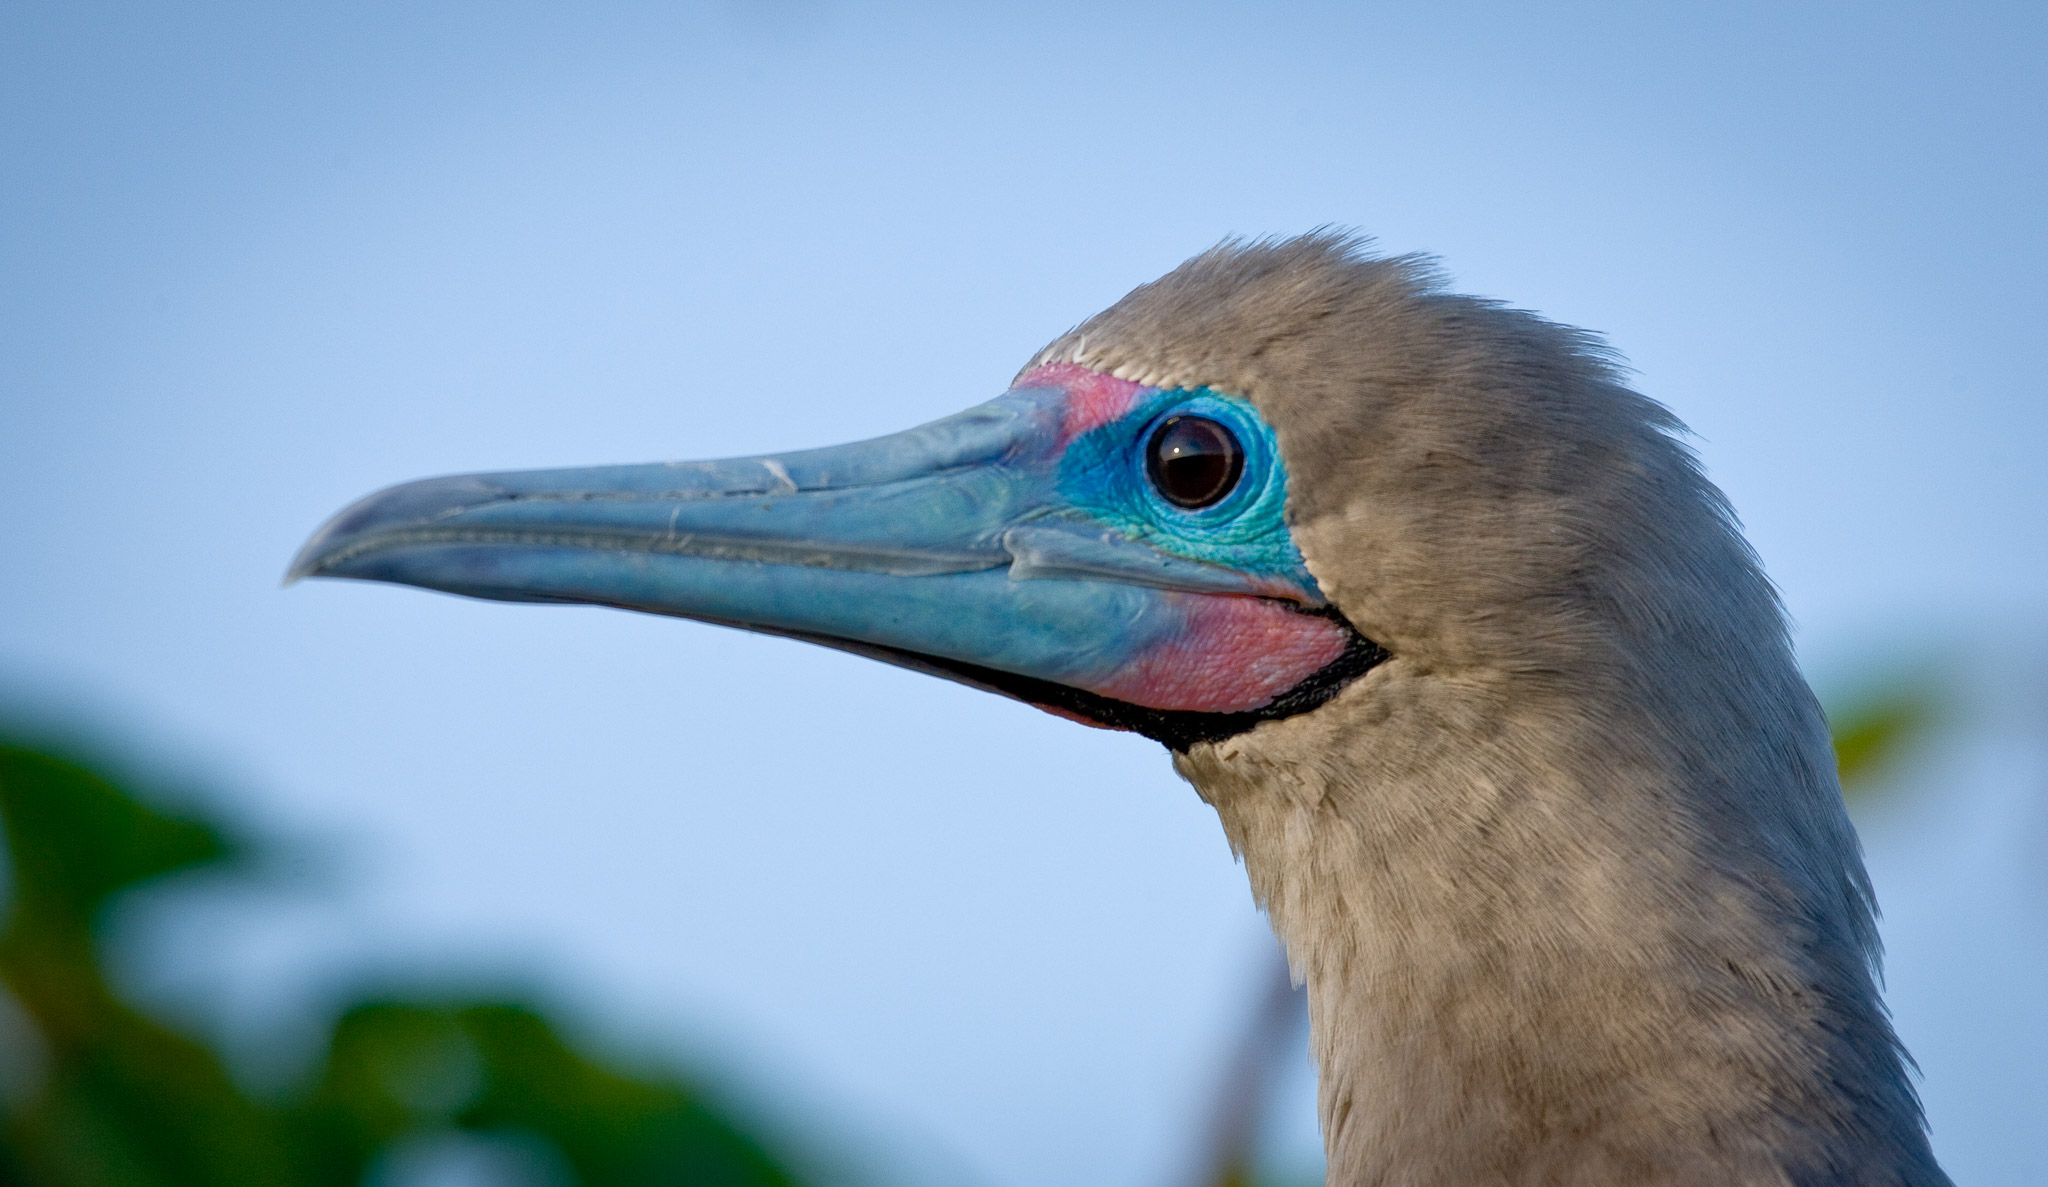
left=1176, top=652, right=1949, bottom=1187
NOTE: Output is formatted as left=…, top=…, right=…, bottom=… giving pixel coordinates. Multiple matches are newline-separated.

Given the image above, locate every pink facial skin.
left=1093, top=593, right=1351, bottom=715
left=1015, top=362, right=1350, bottom=720
left=1017, top=362, right=1148, bottom=446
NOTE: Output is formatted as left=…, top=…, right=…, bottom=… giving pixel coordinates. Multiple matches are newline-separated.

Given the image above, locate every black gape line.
left=907, top=606, right=1388, bottom=753
left=708, top=606, right=1386, bottom=753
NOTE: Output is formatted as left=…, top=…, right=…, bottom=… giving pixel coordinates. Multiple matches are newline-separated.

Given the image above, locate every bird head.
left=289, top=240, right=1426, bottom=752
left=294, top=233, right=1745, bottom=751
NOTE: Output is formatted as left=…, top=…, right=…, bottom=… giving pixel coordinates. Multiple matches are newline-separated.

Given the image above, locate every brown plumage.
left=1037, top=234, right=1948, bottom=1186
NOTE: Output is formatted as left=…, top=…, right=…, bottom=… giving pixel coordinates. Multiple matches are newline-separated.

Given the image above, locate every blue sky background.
left=3, top=2, right=2044, bottom=1184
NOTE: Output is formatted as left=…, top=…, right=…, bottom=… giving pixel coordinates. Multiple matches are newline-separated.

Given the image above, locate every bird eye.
left=1146, top=415, right=1245, bottom=509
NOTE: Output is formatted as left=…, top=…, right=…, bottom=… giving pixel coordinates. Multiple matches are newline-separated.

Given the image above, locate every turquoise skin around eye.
left=1053, top=388, right=1319, bottom=597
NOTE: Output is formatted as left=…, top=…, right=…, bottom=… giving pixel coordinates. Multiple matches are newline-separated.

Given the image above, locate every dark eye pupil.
left=1146, top=416, right=1245, bottom=509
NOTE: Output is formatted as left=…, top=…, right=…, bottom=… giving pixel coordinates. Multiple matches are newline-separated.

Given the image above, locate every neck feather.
left=1176, top=640, right=1949, bottom=1187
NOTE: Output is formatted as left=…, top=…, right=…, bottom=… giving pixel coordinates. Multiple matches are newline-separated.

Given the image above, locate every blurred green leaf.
left=295, top=1000, right=797, bottom=1187
left=0, top=734, right=811, bottom=1187
left=1828, top=680, right=1943, bottom=795
left=0, top=745, right=298, bottom=1187
left=0, top=747, right=234, bottom=939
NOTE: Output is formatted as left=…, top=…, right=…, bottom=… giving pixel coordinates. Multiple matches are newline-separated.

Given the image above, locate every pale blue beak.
left=290, top=381, right=1377, bottom=749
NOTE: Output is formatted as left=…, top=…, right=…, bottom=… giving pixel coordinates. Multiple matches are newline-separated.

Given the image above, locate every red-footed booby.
left=292, top=234, right=1951, bottom=1187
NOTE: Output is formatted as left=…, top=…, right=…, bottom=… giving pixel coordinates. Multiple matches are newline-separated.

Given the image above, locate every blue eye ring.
left=1054, top=386, right=1314, bottom=594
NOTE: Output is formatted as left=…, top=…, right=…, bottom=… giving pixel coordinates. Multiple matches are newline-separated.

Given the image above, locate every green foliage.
left=297, top=1001, right=796, bottom=1187
left=0, top=741, right=804, bottom=1187
left=1827, top=679, right=1943, bottom=796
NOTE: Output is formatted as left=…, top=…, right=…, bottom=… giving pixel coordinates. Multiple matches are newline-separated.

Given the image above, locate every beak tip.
left=284, top=519, right=350, bottom=587
left=282, top=544, right=327, bottom=587
left=286, top=473, right=509, bottom=591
